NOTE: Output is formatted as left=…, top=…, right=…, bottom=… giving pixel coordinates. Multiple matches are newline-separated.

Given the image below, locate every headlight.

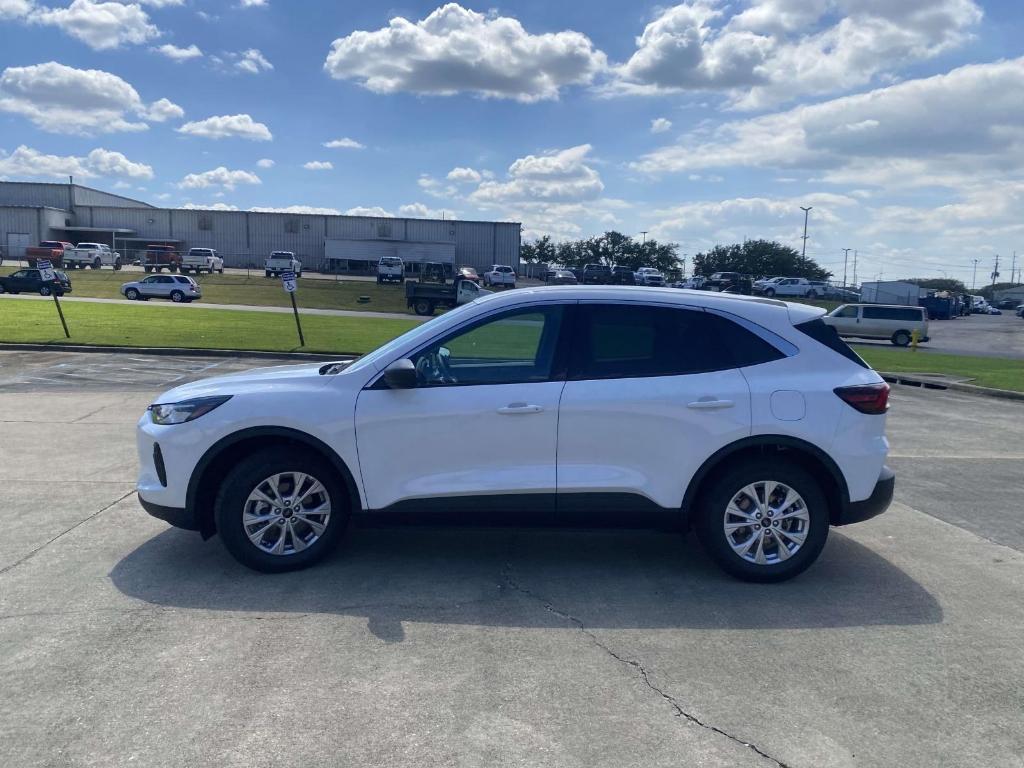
left=149, top=395, right=231, bottom=425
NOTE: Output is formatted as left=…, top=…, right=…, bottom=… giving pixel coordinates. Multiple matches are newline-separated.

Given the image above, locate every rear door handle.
left=687, top=399, right=734, bottom=410
left=497, top=403, right=544, bottom=414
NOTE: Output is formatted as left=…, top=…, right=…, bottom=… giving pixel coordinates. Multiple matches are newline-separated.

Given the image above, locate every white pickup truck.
left=181, top=248, right=225, bottom=275
left=65, top=242, right=122, bottom=270
left=265, top=251, right=302, bottom=278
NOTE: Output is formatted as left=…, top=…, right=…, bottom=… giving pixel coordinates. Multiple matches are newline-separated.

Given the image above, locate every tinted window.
left=862, top=306, right=923, bottom=321
left=833, top=305, right=858, bottom=318
left=411, top=306, right=564, bottom=386
left=571, top=304, right=781, bottom=379
left=795, top=319, right=868, bottom=368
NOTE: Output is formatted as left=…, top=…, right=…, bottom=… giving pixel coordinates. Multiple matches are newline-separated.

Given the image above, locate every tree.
left=692, top=240, right=832, bottom=280
left=520, top=235, right=556, bottom=266
left=540, top=231, right=681, bottom=273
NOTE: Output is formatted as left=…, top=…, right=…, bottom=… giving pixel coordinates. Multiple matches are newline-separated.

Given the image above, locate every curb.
left=881, top=372, right=1024, bottom=402
left=0, top=342, right=350, bottom=362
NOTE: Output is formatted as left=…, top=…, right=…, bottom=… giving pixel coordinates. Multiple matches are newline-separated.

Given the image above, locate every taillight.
left=834, top=383, right=889, bottom=414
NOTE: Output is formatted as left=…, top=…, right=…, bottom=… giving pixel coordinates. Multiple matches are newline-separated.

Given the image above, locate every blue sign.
left=37, top=259, right=56, bottom=282
left=281, top=270, right=297, bottom=293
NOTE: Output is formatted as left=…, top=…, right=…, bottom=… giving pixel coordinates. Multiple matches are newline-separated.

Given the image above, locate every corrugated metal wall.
left=71, top=185, right=151, bottom=208
left=0, top=207, right=43, bottom=258
left=0, top=183, right=73, bottom=210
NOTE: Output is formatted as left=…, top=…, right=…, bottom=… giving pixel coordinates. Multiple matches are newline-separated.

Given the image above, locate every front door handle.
left=497, top=403, right=544, bottom=414
left=687, top=399, right=734, bottom=410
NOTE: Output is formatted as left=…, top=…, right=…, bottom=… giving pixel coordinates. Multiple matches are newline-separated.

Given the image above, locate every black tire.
left=92, top=258, right=101, bottom=269
left=114, top=259, right=122, bottom=271
left=376, top=276, right=382, bottom=284
left=0, top=283, right=5, bottom=294
left=694, top=459, right=830, bottom=583
left=170, top=290, right=185, bottom=303
left=144, top=265, right=152, bottom=273
left=125, top=288, right=139, bottom=300
left=39, top=285, right=52, bottom=296
left=892, top=330, right=911, bottom=347
left=764, top=288, right=776, bottom=297
left=265, top=270, right=272, bottom=278
left=218, top=268, right=224, bottom=274
left=806, top=290, right=818, bottom=299
left=413, top=299, right=434, bottom=316
left=215, top=447, right=349, bottom=573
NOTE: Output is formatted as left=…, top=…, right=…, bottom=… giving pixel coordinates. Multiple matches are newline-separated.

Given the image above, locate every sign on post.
left=37, top=260, right=70, bottom=338
left=281, top=270, right=304, bottom=346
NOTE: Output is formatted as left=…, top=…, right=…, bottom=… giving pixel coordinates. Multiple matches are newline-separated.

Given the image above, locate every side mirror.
left=382, top=358, right=417, bottom=389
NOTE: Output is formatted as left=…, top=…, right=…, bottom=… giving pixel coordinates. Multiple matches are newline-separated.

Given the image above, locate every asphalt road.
left=1, top=351, right=1022, bottom=767
left=851, top=311, right=1024, bottom=360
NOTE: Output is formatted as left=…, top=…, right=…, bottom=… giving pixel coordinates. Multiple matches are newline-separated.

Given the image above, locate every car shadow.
left=110, top=526, right=942, bottom=643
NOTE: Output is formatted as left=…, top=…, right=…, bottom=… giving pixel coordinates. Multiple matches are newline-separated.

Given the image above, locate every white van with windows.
left=823, top=304, right=929, bottom=346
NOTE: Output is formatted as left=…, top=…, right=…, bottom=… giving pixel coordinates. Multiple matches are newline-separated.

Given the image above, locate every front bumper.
left=138, top=495, right=198, bottom=530
left=836, top=465, right=894, bottom=526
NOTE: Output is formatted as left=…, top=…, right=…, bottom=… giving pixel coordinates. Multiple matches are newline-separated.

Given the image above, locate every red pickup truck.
left=24, top=241, right=74, bottom=267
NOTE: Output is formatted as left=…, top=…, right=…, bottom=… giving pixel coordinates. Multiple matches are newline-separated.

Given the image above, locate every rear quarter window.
left=796, top=319, right=868, bottom=368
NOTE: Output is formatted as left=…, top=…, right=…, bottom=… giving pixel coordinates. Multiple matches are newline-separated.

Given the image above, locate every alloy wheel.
left=723, top=480, right=810, bottom=565
left=242, top=471, right=332, bottom=556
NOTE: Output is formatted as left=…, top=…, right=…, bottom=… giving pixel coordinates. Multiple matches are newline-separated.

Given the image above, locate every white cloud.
left=143, top=97, right=184, bottom=122
left=30, top=0, right=160, bottom=51
left=417, top=175, right=458, bottom=198
left=323, top=137, right=364, bottom=149
left=178, top=166, right=261, bottom=190
left=235, top=48, right=272, bottom=74
left=399, top=202, right=452, bottom=218
left=0, top=144, right=153, bottom=180
left=630, top=57, right=1024, bottom=192
left=344, top=206, right=393, bottom=217
left=153, top=43, right=202, bottom=61
left=84, top=147, right=154, bottom=179
left=176, top=113, right=272, bottom=141
left=609, top=0, right=983, bottom=109
left=650, top=117, right=672, bottom=134
left=239, top=0, right=267, bottom=6
left=256, top=158, right=274, bottom=168
left=324, top=3, right=607, bottom=102
left=0, top=62, right=178, bottom=135
left=0, top=0, right=33, bottom=19
left=446, top=166, right=481, bottom=183
left=181, top=202, right=238, bottom=210
left=470, top=144, right=604, bottom=204
left=303, top=160, right=333, bottom=171
left=249, top=205, right=342, bottom=215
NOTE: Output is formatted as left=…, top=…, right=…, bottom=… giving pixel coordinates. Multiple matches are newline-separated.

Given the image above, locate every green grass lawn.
left=0, top=266, right=413, bottom=314
left=858, top=347, right=1024, bottom=392
left=0, top=297, right=418, bottom=355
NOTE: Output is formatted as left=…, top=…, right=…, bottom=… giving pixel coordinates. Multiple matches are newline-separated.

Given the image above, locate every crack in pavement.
left=0, top=489, right=137, bottom=578
left=501, top=566, right=792, bottom=768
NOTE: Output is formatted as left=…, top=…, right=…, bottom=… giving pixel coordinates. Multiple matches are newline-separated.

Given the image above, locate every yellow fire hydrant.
left=911, top=329, right=920, bottom=351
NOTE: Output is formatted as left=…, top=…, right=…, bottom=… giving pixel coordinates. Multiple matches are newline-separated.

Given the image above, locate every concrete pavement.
left=1, top=354, right=1022, bottom=767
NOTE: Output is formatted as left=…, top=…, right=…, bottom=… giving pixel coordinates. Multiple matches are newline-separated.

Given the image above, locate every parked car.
left=1017, top=305, right=1024, bottom=318
left=995, top=299, right=1020, bottom=310
left=376, top=256, right=405, bottom=284
left=121, top=274, right=202, bottom=303
left=404, top=273, right=490, bottom=315
left=181, top=248, right=224, bottom=275
left=65, top=242, right=123, bottom=270
left=136, top=286, right=894, bottom=582
left=143, top=244, right=182, bottom=273
left=548, top=269, right=578, bottom=285
left=635, top=267, right=665, bottom=286
left=753, top=276, right=784, bottom=291
left=825, top=286, right=861, bottom=302
left=759, top=277, right=821, bottom=298
left=266, top=251, right=302, bottom=278
left=610, top=265, right=636, bottom=285
left=456, top=266, right=481, bottom=285
left=25, top=241, right=74, bottom=268
left=985, top=306, right=1003, bottom=315
left=582, top=263, right=612, bottom=284
left=705, top=272, right=753, bottom=294
left=0, top=268, right=72, bottom=296
left=823, top=304, right=929, bottom=346
left=483, top=264, right=516, bottom=287
left=671, top=276, right=705, bottom=289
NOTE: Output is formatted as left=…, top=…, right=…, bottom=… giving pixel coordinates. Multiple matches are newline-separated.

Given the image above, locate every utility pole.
left=842, top=248, right=852, bottom=288
left=991, top=254, right=1000, bottom=296
left=639, top=231, right=648, bottom=244
left=852, top=250, right=858, bottom=288
left=800, top=206, right=812, bottom=257
left=971, top=258, right=979, bottom=290
left=1012, top=250, right=1018, bottom=285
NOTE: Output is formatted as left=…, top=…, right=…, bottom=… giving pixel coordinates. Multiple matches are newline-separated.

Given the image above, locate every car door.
left=556, top=302, right=753, bottom=512
left=829, top=304, right=860, bottom=335
left=354, top=303, right=569, bottom=513
left=141, top=276, right=167, bottom=297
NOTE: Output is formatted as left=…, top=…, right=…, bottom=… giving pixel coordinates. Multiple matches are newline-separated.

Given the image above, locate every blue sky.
left=1, top=0, right=1023, bottom=286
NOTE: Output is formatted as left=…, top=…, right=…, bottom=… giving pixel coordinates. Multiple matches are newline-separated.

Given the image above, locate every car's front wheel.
left=892, top=330, right=911, bottom=346
left=170, top=290, right=185, bottom=302
left=215, top=448, right=349, bottom=572
left=763, top=288, right=776, bottom=297
left=125, top=288, right=140, bottom=300
left=39, top=285, right=52, bottom=296
left=695, top=460, right=829, bottom=582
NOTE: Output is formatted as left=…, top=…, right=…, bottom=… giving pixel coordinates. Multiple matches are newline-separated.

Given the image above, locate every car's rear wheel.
left=114, top=259, right=122, bottom=270
left=215, top=448, right=349, bottom=572
left=413, top=299, right=434, bottom=316
left=39, top=285, right=52, bottom=296
left=92, top=258, right=101, bottom=269
left=892, top=330, right=911, bottom=346
left=695, top=460, right=829, bottom=582
left=763, top=288, right=776, bottom=297
left=806, top=290, right=818, bottom=298
left=125, top=288, right=139, bottom=300
left=170, top=290, right=185, bottom=303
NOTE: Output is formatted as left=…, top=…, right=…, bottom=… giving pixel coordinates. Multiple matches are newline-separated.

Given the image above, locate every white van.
left=823, top=304, right=929, bottom=346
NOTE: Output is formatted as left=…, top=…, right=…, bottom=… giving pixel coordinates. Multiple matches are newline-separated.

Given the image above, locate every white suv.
left=136, top=287, right=894, bottom=582
left=483, top=265, right=516, bottom=287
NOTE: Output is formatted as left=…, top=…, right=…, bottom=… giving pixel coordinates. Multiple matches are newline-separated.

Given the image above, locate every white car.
left=136, top=287, right=894, bottom=582
left=759, top=278, right=823, bottom=298
left=266, top=251, right=302, bottom=278
left=65, top=243, right=122, bottom=270
left=483, top=265, right=516, bottom=287
left=634, top=267, right=665, bottom=286
left=121, top=274, right=202, bottom=303
left=181, top=248, right=224, bottom=275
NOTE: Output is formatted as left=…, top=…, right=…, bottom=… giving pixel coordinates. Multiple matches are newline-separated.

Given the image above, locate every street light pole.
left=972, top=258, right=979, bottom=291
left=800, top=207, right=812, bottom=257
left=842, top=248, right=852, bottom=288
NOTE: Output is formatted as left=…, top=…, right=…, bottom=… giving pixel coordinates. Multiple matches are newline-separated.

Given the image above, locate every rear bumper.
left=836, top=466, right=894, bottom=526
left=139, top=495, right=199, bottom=531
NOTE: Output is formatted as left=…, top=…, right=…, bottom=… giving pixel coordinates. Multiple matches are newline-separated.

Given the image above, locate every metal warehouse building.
left=0, top=181, right=521, bottom=274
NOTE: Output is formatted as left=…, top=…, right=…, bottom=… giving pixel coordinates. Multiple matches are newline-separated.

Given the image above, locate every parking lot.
left=1, top=350, right=1022, bottom=767
left=852, top=311, right=1024, bottom=360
